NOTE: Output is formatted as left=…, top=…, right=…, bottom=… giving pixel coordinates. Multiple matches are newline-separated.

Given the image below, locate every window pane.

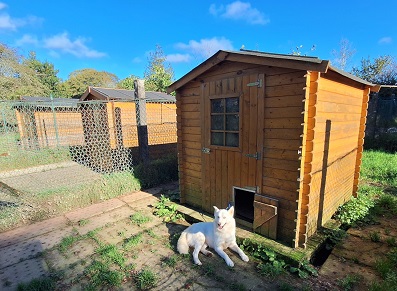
left=226, top=114, right=239, bottom=131
left=211, top=99, right=224, bottom=113
left=211, top=132, right=224, bottom=146
left=211, top=115, right=224, bottom=130
left=225, top=133, right=239, bottom=147
left=226, top=97, right=239, bottom=113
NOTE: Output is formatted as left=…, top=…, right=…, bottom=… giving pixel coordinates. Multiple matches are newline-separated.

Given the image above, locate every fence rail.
left=0, top=99, right=177, bottom=176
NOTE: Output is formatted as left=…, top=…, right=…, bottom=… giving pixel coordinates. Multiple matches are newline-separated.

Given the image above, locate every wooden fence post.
left=134, top=79, right=150, bottom=164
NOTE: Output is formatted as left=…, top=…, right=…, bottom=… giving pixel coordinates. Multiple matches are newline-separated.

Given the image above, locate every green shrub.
left=335, top=192, right=375, bottom=225
left=134, top=154, right=178, bottom=189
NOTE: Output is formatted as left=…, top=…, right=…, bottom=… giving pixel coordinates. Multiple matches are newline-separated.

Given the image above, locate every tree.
left=351, top=55, right=397, bottom=85
left=117, top=75, right=140, bottom=90
left=332, top=38, right=356, bottom=71
left=144, top=45, right=174, bottom=92
left=63, top=68, right=119, bottom=98
left=23, top=51, right=61, bottom=96
left=0, top=43, right=48, bottom=100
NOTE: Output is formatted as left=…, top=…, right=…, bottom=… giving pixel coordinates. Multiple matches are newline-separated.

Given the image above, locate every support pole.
left=134, top=79, right=149, bottom=164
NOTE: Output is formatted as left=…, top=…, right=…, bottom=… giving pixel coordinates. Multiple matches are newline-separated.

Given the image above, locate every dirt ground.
left=0, top=182, right=394, bottom=290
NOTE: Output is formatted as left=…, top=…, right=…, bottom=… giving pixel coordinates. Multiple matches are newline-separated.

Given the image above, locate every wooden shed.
left=167, top=50, right=380, bottom=248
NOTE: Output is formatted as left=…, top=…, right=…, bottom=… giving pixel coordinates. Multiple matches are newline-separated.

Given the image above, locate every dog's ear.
left=213, top=206, right=219, bottom=214
left=228, top=206, right=234, bottom=216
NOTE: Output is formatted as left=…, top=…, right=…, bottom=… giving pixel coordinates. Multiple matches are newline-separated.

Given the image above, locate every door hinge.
left=202, top=147, right=211, bottom=154
left=247, top=79, right=263, bottom=88
left=245, top=152, right=261, bottom=160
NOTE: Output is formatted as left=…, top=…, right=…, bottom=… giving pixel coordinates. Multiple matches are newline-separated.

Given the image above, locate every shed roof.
left=167, top=49, right=380, bottom=93
left=80, top=87, right=175, bottom=102
left=20, top=96, right=79, bottom=107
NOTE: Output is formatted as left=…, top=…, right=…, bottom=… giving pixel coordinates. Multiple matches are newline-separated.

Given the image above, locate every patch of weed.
left=146, top=228, right=158, bottom=238
left=124, top=233, right=143, bottom=250
left=337, top=274, right=361, bottom=290
left=369, top=231, right=381, bottom=242
left=16, top=277, right=56, bottom=291
left=130, top=212, right=152, bottom=225
left=386, top=237, right=397, bottom=247
left=162, top=254, right=178, bottom=267
left=84, top=260, right=124, bottom=288
left=58, top=234, right=82, bottom=253
left=96, top=244, right=125, bottom=268
left=134, top=268, right=158, bottom=290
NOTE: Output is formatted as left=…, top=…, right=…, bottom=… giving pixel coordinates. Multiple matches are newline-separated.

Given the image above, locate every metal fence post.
left=134, top=79, right=150, bottom=164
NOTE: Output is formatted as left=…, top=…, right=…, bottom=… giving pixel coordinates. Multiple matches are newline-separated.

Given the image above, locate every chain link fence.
left=0, top=98, right=177, bottom=178
left=365, top=92, right=397, bottom=151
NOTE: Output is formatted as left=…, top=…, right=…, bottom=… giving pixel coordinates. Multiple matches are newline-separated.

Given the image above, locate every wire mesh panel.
left=0, top=99, right=177, bottom=177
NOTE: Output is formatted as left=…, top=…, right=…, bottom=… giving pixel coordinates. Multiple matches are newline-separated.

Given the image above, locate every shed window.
left=210, top=97, right=239, bottom=147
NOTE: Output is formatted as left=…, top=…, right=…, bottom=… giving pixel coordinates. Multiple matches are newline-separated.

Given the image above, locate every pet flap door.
left=253, top=194, right=278, bottom=240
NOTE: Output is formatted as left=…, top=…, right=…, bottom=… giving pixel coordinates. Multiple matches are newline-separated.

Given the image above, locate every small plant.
left=153, top=195, right=183, bottom=222
left=129, top=212, right=151, bottom=225
left=369, top=231, right=381, bottom=242
left=257, top=261, right=286, bottom=279
left=162, top=255, right=179, bottom=267
left=335, top=191, right=375, bottom=225
left=386, top=237, right=397, bottom=247
left=134, top=268, right=158, bottom=290
left=78, top=219, right=89, bottom=226
left=337, top=274, right=361, bottom=290
left=124, top=233, right=143, bottom=250
left=289, top=260, right=318, bottom=279
left=58, top=234, right=82, bottom=253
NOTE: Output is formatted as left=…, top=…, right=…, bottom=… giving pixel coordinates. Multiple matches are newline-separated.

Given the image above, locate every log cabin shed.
left=167, top=49, right=380, bottom=248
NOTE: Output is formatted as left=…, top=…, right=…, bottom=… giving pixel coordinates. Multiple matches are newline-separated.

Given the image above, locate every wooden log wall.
left=305, top=74, right=367, bottom=238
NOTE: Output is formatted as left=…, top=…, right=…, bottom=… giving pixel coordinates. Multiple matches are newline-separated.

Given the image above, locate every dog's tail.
left=177, top=231, right=189, bottom=254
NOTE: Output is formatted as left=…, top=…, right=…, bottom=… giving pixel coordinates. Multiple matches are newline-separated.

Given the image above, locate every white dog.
left=177, top=206, right=249, bottom=267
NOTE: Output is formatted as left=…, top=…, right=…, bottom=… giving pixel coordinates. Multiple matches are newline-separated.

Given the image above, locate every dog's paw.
left=241, top=254, right=249, bottom=262
left=226, top=259, right=234, bottom=267
left=194, top=259, right=202, bottom=266
left=205, top=251, right=213, bottom=257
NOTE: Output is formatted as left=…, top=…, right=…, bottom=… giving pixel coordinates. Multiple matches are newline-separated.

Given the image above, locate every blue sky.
left=1, top=0, right=396, bottom=82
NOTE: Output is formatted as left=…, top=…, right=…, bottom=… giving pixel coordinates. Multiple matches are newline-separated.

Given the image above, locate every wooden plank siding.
left=304, top=74, right=368, bottom=241
left=177, top=87, right=202, bottom=206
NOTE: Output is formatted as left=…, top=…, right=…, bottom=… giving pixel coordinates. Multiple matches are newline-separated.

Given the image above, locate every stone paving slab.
left=74, top=205, right=134, bottom=235
left=0, top=257, right=49, bottom=291
left=0, top=226, right=74, bottom=269
left=0, top=216, right=69, bottom=248
left=65, top=198, right=125, bottom=223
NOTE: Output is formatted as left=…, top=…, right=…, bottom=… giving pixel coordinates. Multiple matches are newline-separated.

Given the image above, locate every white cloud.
left=176, top=37, right=234, bottom=59
left=132, top=57, right=142, bottom=63
left=43, top=32, right=106, bottom=58
left=0, top=3, right=43, bottom=32
left=379, top=37, right=392, bottom=44
left=166, top=53, right=191, bottom=63
left=15, top=34, right=39, bottom=46
left=209, top=1, right=269, bottom=25
left=0, top=13, right=16, bottom=30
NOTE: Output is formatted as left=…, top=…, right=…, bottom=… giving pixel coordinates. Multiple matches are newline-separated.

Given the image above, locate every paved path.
left=0, top=183, right=176, bottom=290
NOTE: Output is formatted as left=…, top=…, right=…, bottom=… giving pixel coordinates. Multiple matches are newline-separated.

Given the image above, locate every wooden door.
left=201, top=73, right=264, bottom=213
